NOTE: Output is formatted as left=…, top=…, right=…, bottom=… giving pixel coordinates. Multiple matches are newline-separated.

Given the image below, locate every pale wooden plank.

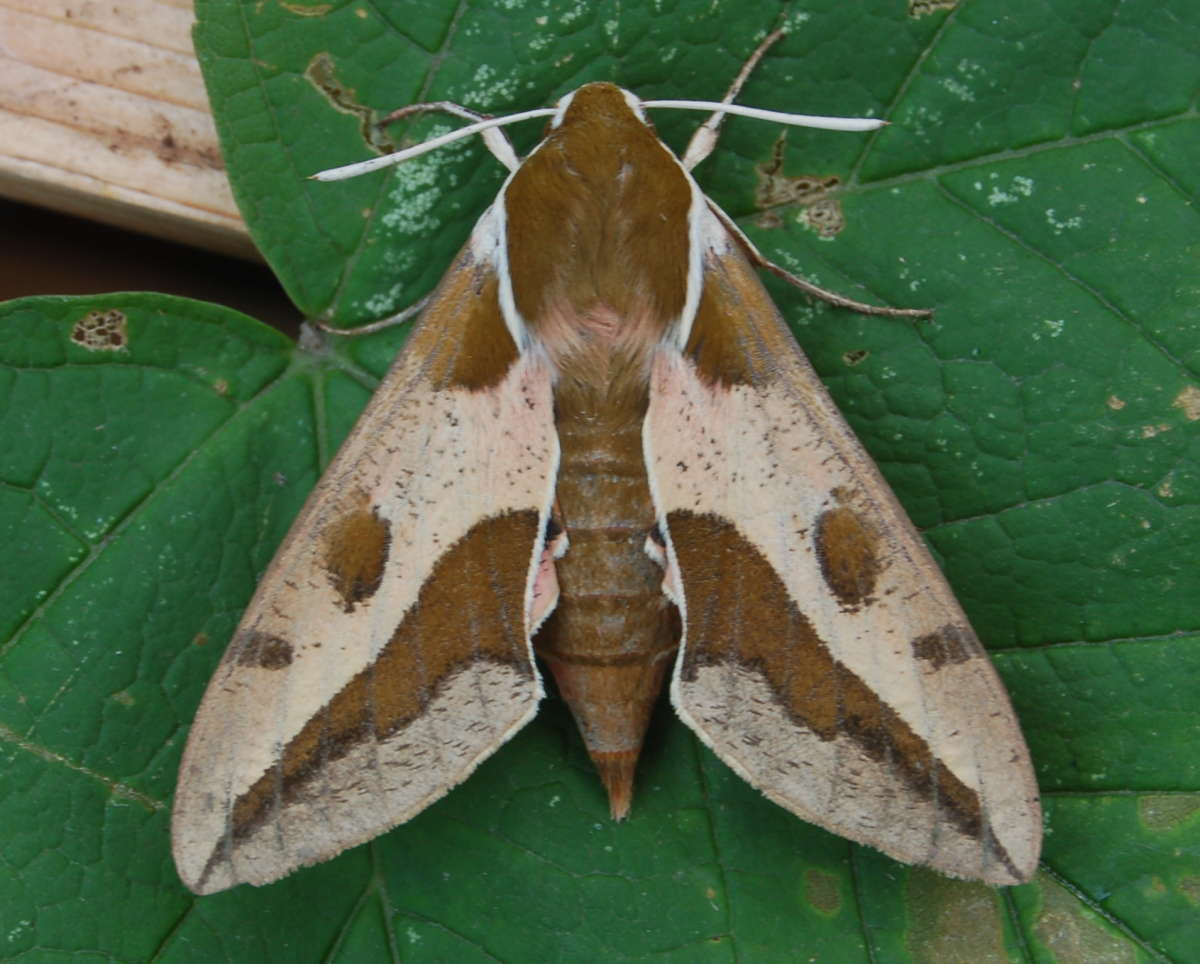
left=0, top=0, right=256, bottom=259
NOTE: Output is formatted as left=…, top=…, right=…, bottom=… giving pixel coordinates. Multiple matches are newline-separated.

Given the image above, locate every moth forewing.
left=645, top=211, right=1040, bottom=884
left=175, top=39, right=1040, bottom=894
left=172, top=227, right=558, bottom=895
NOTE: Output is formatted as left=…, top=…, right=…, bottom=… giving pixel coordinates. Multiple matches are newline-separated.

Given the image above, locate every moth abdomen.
left=533, top=391, right=678, bottom=816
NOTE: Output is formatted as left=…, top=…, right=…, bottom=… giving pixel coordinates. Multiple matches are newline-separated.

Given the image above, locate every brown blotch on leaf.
left=71, top=309, right=128, bottom=351
left=320, top=494, right=392, bottom=612
left=755, top=135, right=840, bottom=210
left=803, top=868, right=843, bottom=916
left=753, top=210, right=783, bottom=230
left=912, top=624, right=975, bottom=670
left=814, top=505, right=881, bottom=610
left=234, top=630, right=295, bottom=670
left=669, top=510, right=989, bottom=849
left=304, top=51, right=392, bottom=154
left=802, top=199, right=845, bottom=238
left=909, top=0, right=958, bottom=18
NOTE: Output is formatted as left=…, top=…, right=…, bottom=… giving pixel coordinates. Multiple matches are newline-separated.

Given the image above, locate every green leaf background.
left=2, top=0, right=1198, bottom=959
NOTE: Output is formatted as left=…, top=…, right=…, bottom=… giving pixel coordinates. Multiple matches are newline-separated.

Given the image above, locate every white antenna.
left=311, top=107, right=556, bottom=182
left=644, top=100, right=884, bottom=133
left=312, top=96, right=883, bottom=183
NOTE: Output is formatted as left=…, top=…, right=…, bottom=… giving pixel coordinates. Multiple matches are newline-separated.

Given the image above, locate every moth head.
left=549, top=85, right=649, bottom=130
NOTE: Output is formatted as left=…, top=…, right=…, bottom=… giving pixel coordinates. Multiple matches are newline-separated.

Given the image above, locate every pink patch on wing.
left=528, top=526, right=565, bottom=632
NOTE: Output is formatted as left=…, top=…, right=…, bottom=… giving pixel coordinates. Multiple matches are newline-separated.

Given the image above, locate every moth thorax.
left=505, top=86, right=694, bottom=338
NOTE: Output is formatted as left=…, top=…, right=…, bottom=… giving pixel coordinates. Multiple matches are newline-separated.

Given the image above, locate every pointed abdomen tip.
left=591, top=750, right=638, bottom=820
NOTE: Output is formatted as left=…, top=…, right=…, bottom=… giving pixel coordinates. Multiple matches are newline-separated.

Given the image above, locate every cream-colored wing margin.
left=172, top=225, right=559, bottom=895
left=645, top=210, right=1041, bottom=885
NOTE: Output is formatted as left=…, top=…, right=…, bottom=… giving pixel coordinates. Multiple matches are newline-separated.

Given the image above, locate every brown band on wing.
left=445, top=274, right=520, bottom=390
left=505, top=84, right=691, bottom=331
left=911, top=624, right=976, bottom=670
left=319, top=491, right=392, bottom=612
left=814, top=505, right=882, bottom=611
left=221, top=509, right=540, bottom=856
left=669, top=509, right=992, bottom=848
left=399, top=250, right=518, bottom=392
left=685, top=239, right=789, bottom=388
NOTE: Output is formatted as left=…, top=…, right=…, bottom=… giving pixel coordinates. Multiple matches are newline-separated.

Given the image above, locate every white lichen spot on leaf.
left=460, top=63, right=519, bottom=110
left=903, top=103, right=943, bottom=141
left=783, top=10, right=811, bottom=31
left=1045, top=207, right=1084, bottom=234
left=985, top=173, right=1034, bottom=207
left=1031, top=319, right=1064, bottom=341
left=362, top=282, right=410, bottom=319
left=559, top=1, right=586, bottom=27
left=381, top=132, right=452, bottom=238
left=940, top=76, right=975, bottom=103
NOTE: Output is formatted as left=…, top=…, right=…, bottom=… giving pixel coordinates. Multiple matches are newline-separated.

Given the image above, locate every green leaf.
left=3, top=0, right=1199, bottom=960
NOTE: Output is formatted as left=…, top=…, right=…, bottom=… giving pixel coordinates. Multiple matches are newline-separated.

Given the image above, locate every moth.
left=173, top=34, right=1041, bottom=894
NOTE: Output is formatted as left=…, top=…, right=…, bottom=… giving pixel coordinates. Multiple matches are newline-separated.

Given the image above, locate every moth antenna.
left=645, top=100, right=886, bottom=136
left=311, top=106, right=556, bottom=182
left=663, top=28, right=885, bottom=170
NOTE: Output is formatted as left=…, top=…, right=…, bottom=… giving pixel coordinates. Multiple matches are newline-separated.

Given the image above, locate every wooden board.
left=0, top=0, right=254, bottom=259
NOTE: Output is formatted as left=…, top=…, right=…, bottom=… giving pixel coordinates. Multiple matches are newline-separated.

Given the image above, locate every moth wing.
left=645, top=208, right=1041, bottom=885
left=172, top=214, right=558, bottom=894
